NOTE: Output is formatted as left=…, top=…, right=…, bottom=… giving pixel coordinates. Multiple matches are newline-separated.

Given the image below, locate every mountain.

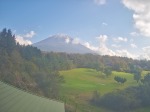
left=33, top=34, right=95, bottom=54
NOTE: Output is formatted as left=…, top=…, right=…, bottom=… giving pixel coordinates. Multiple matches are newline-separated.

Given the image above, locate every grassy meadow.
left=60, top=68, right=149, bottom=112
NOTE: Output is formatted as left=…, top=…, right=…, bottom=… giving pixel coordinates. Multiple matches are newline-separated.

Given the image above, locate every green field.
left=60, top=68, right=148, bottom=112
left=0, top=81, right=65, bottom=112
left=60, top=68, right=137, bottom=95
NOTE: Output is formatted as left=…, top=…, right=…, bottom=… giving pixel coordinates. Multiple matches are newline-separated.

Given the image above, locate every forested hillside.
left=0, top=29, right=63, bottom=99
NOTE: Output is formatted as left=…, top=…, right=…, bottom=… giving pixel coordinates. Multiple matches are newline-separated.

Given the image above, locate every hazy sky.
left=0, top=0, right=150, bottom=59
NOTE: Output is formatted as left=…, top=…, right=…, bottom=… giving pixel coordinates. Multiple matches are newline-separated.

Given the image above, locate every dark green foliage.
left=91, top=72, right=150, bottom=111
left=0, top=28, right=16, bottom=55
left=98, top=92, right=140, bottom=112
left=90, top=90, right=101, bottom=105
left=114, top=76, right=127, bottom=84
left=142, top=73, right=150, bottom=85
left=132, top=67, right=142, bottom=83
left=104, top=67, right=112, bottom=77
left=134, top=72, right=141, bottom=83
left=19, top=45, right=41, bottom=60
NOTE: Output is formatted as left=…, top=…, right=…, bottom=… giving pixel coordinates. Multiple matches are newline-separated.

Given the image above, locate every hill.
left=33, top=34, right=95, bottom=54
left=0, top=81, right=65, bottom=112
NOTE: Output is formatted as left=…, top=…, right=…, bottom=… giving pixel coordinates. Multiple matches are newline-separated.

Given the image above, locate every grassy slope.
left=0, top=81, right=65, bottom=112
left=60, top=68, right=149, bottom=112
left=60, top=68, right=136, bottom=95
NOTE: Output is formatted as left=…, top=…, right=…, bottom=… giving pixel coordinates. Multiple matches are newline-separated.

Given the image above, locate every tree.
left=0, top=29, right=16, bottom=54
left=133, top=67, right=142, bottom=83
left=91, top=90, right=101, bottom=105
left=114, top=76, right=127, bottom=84
left=121, top=78, right=127, bottom=84
left=141, top=73, right=150, bottom=85
left=104, top=67, right=112, bottom=77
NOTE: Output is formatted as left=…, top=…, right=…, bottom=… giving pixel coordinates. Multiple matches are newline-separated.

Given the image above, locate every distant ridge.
left=0, top=81, right=65, bottom=112
left=33, top=34, right=95, bottom=54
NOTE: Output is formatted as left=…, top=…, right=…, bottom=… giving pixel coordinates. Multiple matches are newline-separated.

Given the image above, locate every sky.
left=0, top=0, right=150, bottom=60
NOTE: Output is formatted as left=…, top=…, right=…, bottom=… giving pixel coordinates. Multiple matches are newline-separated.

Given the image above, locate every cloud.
left=113, top=37, right=128, bottom=42
left=116, top=49, right=137, bottom=59
left=74, top=35, right=115, bottom=56
left=96, top=35, right=116, bottom=56
left=72, top=38, right=81, bottom=44
left=130, top=39, right=134, bottom=43
left=83, top=42, right=98, bottom=51
left=94, top=0, right=106, bottom=5
left=111, top=44, right=121, bottom=48
left=65, top=38, right=70, bottom=44
left=15, top=31, right=35, bottom=45
left=141, top=46, right=150, bottom=60
left=97, top=35, right=108, bottom=42
left=16, top=35, right=32, bottom=45
left=130, top=32, right=139, bottom=37
left=24, top=31, right=36, bottom=38
left=74, top=34, right=150, bottom=60
left=123, top=0, right=150, bottom=37
left=74, top=34, right=144, bottom=60
left=143, top=46, right=150, bottom=53
left=102, top=22, right=108, bottom=26
left=130, top=43, right=137, bottom=48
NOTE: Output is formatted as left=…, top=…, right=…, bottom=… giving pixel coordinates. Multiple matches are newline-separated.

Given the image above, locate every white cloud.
left=96, top=35, right=116, bottom=56
left=141, top=46, right=150, bottom=60
left=143, top=46, right=150, bottom=53
left=130, top=43, right=137, bottom=48
left=116, top=49, right=137, bottom=59
left=130, top=32, right=139, bottom=37
left=15, top=31, right=35, bottom=45
left=74, top=34, right=145, bottom=60
left=102, top=22, right=108, bottom=26
left=94, top=0, right=106, bottom=5
left=111, top=44, right=121, bottom=48
left=123, top=0, right=150, bottom=37
left=24, top=31, right=36, bottom=38
left=65, top=38, right=70, bottom=44
left=142, top=46, right=150, bottom=56
left=113, top=37, right=128, bottom=42
left=130, top=39, right=134, bottom=43
left=97, top=35, right=108, bottom=42
left=83, top=42, right=98, bottom=51
left=16, top=35, right=32, bottom=45
left=72, top=38, right=81, bottom=44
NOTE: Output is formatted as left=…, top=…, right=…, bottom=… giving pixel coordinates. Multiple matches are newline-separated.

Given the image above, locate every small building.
left=0, top=81, right=65, bottom=112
